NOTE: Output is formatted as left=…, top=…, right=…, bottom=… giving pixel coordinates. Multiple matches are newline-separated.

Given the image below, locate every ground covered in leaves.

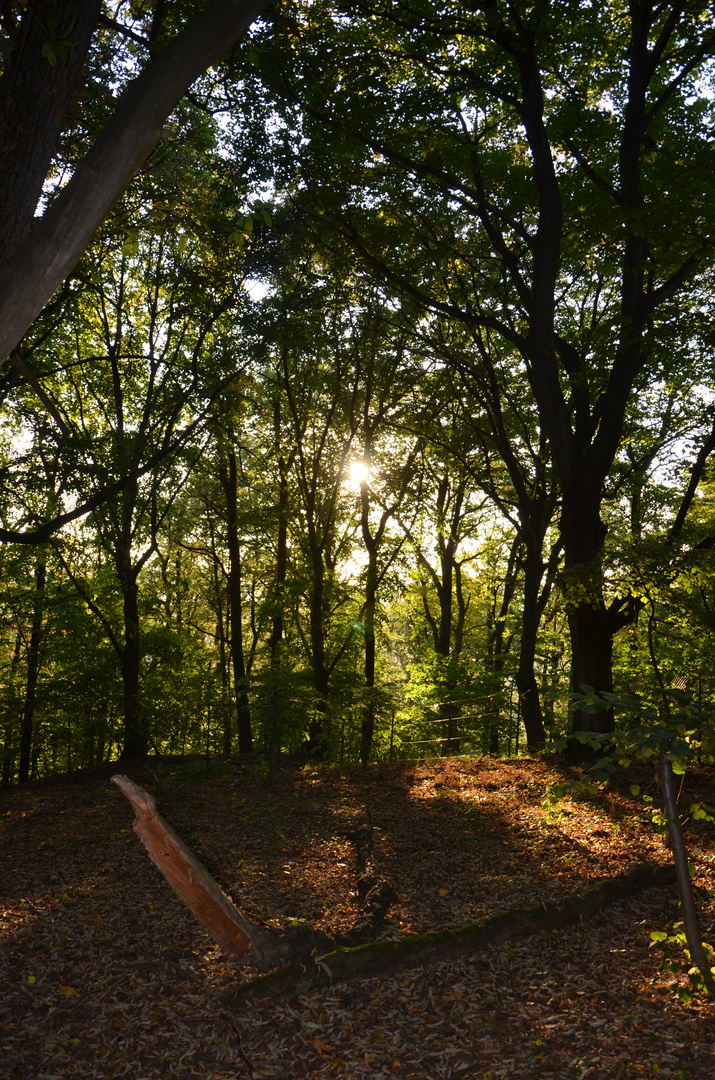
left=1, top=755, right=715, bottom=1080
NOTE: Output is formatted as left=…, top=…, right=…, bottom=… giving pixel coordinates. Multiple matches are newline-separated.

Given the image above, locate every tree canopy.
left=2, top=0, right=715, bottom=780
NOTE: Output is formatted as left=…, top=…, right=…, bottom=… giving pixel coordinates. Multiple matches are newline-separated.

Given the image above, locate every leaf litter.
left=1, top=755, right=714, bottom=1079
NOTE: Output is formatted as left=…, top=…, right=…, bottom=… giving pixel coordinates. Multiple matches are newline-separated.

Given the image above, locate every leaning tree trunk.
left=659, top=758, right=715, bottom=993
left=0, top=0, right=101, bottom=264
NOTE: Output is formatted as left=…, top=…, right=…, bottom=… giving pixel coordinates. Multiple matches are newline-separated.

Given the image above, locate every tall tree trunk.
left=560, top=495, right=615, bottom=733
left=19, top=557, right=46, bottom=783
left=516, top=537, right=549, bottom=747
left=434, top=477, right=465, bottom=756
left=305, top=543, right=330, bottom=757
left=360, top=543, right=378, bottom=765
left=118, top=552, right=145, bottom=760
left=486, top=536, right=521, bottom=755
left=2, top=632, right=23, bottom=787
left=221, top=451, right=252, bottom=754
left=207, top=507, right=232, bottom=754
left=266, top=408, right=291, bottom=751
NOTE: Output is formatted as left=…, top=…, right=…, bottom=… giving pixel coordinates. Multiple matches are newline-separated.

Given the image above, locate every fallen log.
left=112, top=773, right=396, bottom=964
left=224, top=861, right=676, bottom=1006
left=111, top=774, right=275, bottom=960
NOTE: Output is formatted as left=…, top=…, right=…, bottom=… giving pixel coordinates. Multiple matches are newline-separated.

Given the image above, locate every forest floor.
left=1, top=754, right=715, bottom=1080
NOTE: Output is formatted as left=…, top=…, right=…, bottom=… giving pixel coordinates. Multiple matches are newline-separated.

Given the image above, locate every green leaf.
left=42, top=41, right=58, bottom=66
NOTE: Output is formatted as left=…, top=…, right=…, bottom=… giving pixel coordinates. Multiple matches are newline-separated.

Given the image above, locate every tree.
left=262, top=0, right=715, bottom=734
left=274, top=279, right=364, bottom=754
left=42, top=230, right=241, bottom=759
left=0, top=0, right=271, bottom=375
left=394, top=438, right=487, bottom=755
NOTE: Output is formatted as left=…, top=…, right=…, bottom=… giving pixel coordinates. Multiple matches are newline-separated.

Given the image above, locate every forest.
left=2, top=0, right=715, bottom=786
left=2, top=2, right=715, bottom=1077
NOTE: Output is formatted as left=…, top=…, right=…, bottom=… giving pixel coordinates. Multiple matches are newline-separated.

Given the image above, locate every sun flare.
left=348, top=460, right=369, bottom=484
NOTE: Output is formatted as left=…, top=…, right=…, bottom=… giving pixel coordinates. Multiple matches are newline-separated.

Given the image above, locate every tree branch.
left=0, top=0, right=271, bottom=367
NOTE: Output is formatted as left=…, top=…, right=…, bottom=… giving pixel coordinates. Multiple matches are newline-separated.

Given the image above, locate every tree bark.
left=516, top=534, right=552, bottom=748
left=360, top=536, right=378, bottom=765
left=112, top=774, right=270, bottom=958
left=117, top=551, right=145, bottom=760
left=0, top=0, right=102, bottom=264
left=3, top=632, right=23, bottom=786
left=221, top=450, right=253, bottom=753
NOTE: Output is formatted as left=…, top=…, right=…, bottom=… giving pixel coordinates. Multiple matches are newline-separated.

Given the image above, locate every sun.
left=349, top=460, right=370, bottom=484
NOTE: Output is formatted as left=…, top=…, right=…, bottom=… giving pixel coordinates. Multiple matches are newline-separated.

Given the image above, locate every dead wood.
left=111, top=774, right=397, bottom=965
left=111, top=774, right=274, bottom=960
left=225, top=861, right=676, bottom=1006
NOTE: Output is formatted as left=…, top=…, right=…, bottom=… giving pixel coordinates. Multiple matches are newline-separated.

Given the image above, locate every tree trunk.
left=430, top=476, right=465, bottom=756
left=360, top=543, right=378, bottom=765
left=305, top=533, right=330, bottom=757
left=0, top=0, right=102, bottom=264
left=266, top=416, right=291, bottom=753
left=222, top=451, right=252, bottom=753
left=560, top=495, right=615, bottom=734
left=1, top=632, right=23, bottom=787
left=112, top=774, right=270, bottom=958
left=517, top=540, right=548, bottom=747
left=659, top=758, right=715, bottom=993
left=206, top=506, right=232, bottom=754
left=19, top=557, right=46, bottom=783
left=118, top=559, right=145, bottom=760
